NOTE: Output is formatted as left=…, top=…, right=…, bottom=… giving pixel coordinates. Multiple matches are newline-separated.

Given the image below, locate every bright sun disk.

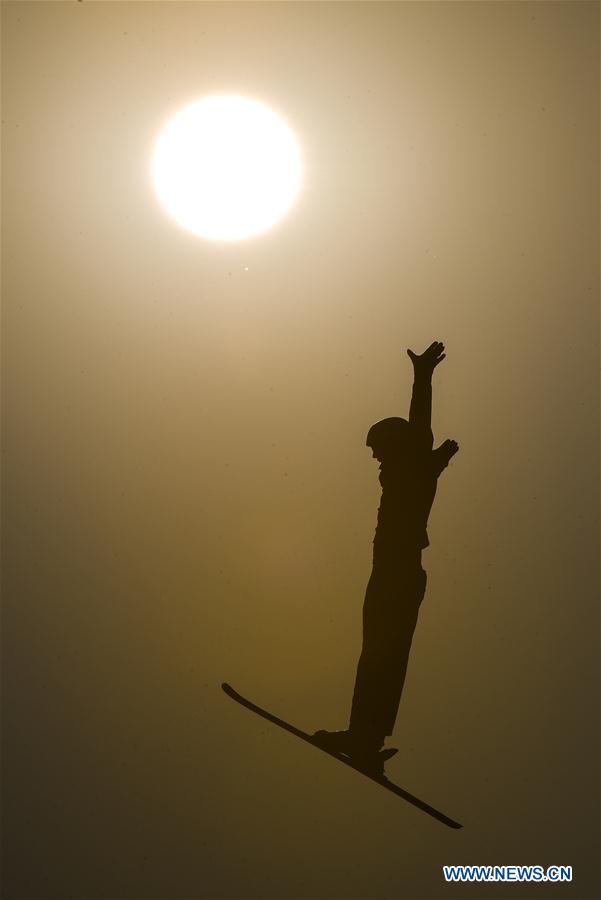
left=151, top=94, right=302, bottom=241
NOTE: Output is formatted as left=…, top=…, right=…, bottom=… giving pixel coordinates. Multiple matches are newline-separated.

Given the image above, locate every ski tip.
left=221, top=682, right=231, bottom=691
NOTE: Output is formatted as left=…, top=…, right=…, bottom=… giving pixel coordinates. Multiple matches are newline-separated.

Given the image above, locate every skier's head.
left=366, top=417, right=411, bottom=462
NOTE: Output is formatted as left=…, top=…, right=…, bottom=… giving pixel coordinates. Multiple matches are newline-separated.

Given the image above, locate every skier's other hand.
left=440, top=438, right=459, bottom=459
left=407, top=341, right=445, bottom=374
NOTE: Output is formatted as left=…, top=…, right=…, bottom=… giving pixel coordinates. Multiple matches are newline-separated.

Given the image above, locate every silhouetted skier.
left=314, top=341, right=458, bottom=774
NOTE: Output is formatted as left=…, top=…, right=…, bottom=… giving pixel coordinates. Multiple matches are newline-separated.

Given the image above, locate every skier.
left=314, top=341, right=459, bottom=774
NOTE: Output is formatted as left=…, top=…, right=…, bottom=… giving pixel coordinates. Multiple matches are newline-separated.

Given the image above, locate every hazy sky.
left=2, top=2, right=599, bottom=898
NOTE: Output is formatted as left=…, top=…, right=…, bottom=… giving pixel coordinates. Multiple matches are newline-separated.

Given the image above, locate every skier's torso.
left=372, top=451, right=439, bottom=565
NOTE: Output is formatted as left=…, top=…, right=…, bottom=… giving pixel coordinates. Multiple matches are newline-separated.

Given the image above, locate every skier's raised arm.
left=406, top=341, right=446, bottom=450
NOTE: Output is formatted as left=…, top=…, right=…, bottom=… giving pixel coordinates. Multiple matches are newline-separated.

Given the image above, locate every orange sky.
left=3, top=2, right=599, bottom=898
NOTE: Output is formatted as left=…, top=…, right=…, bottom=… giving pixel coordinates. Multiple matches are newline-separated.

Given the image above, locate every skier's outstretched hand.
left=407, top=341, right=445, bottom=375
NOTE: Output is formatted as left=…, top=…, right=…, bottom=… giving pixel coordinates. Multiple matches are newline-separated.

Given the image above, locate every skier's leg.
left=349, top=566, right=427, bottom=742
left=348, top=567, right=392, bottom=748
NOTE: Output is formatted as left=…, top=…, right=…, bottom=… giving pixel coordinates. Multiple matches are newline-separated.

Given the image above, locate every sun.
left=151, top=94, right=303, bottom=241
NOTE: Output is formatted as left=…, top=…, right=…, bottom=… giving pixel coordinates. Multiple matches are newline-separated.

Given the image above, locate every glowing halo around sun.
left=151, top=94, right=303, bottom=241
